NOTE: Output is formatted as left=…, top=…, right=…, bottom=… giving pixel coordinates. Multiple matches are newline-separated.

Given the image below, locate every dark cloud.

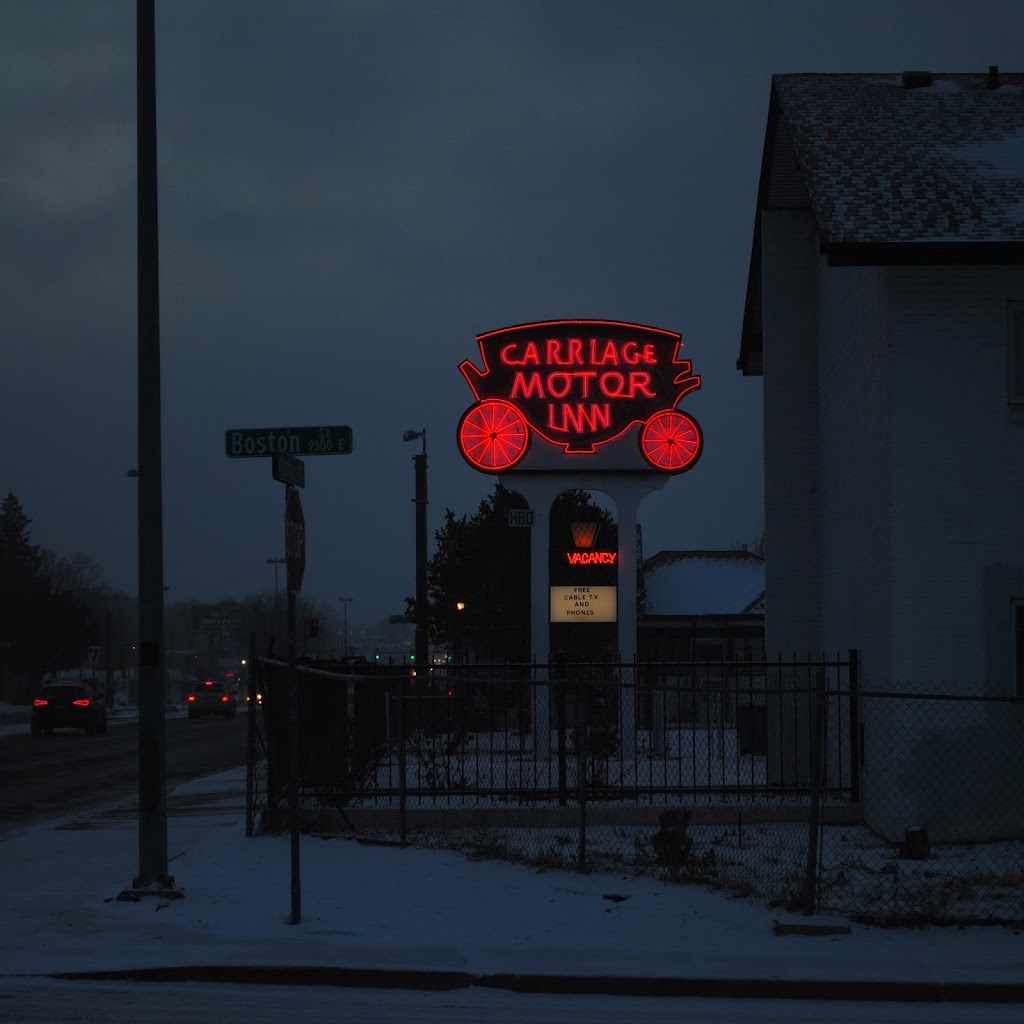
left=3, top=0, right=1019, bottom=631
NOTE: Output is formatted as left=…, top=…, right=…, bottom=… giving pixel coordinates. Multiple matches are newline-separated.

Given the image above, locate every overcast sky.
left=2, top=1, right=1019, bottom=632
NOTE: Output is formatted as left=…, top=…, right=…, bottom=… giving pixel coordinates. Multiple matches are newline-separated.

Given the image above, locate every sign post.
left=283, top=485, right=304, bottom=925
left=225, top=423, right=353, bottom=926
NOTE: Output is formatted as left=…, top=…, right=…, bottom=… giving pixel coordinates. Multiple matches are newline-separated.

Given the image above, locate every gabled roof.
left=738, top=69, right=1024, bottom=375
left=642, top=550, right=764, bottom=617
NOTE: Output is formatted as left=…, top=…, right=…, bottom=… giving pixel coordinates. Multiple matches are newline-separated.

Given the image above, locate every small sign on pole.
left=507, top=509, right=534, bottom=527
left=225, top=425, right=352, bottom=458
left=285, top=487, right=306, bottom=594
left=272, top=452, right=306, bottom=489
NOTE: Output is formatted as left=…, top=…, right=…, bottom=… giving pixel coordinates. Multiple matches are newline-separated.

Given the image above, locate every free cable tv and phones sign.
left=225, top=425, right=353, bottom=458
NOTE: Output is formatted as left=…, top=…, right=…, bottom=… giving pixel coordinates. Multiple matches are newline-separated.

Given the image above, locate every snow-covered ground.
left=1, top=700, right=1022, bottom=1020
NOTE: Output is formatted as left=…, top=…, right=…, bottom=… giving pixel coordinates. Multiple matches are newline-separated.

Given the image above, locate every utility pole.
left=338, top=596, right=352, bottom=657
left=125, top=0, right=177, bottom=898
left=403, top=429, right=429, bottom=671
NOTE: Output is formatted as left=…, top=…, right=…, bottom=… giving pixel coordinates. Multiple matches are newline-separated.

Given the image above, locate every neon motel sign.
left=456, top=320, right=703, bottom=473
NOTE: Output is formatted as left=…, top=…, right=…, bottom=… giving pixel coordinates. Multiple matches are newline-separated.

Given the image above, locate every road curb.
left=41, top=965, right=1024, bottom=1003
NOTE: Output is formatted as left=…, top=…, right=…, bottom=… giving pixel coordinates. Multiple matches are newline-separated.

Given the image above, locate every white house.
left=738, top=69, right=1024, bottom=840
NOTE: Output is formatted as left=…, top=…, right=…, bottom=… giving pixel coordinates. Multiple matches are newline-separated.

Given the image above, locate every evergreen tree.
left=0, top=492, right=40, bottom=575
left=421, top=484, right=617, bottom=662
left=0, top=493, right=93, bottom=695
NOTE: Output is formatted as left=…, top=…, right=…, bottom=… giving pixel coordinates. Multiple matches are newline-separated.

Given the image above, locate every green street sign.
left=225, top=425, right=353, bottom=458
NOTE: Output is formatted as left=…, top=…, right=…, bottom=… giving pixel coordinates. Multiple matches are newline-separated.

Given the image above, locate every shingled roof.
left=738, top=68, right=1024, bottom=375
left=642, top=550, right=764, bottom=617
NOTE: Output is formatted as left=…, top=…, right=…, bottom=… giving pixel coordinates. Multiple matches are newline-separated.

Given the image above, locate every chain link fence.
left=246, top=652, right=1024, bottom=925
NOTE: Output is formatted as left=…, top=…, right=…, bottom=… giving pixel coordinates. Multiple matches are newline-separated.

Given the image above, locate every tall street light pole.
left=338, top=597, right=352, bottom=657
left=129, top=0, right=175, bottom=896
left=402, top=429, right=428, bottom=672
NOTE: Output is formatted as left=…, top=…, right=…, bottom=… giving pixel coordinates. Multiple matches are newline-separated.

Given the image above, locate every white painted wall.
left=886, top=267, right=1024, bottom=686
left=760, top=210, right=821, bottom=658
left=816, top=261, right=890, bottom=680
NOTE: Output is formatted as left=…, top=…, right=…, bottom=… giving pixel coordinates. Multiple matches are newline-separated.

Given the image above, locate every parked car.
left=31, top=684, right=107, bottom=735
left=187, top=680, right=237, bottom=720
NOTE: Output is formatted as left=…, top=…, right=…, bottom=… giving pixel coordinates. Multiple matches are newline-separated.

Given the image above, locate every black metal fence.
left=246, top=652, right=1024, bottom=925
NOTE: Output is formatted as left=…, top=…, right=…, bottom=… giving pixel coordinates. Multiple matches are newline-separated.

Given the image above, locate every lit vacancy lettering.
left=566, top=551, right=617, bottom=566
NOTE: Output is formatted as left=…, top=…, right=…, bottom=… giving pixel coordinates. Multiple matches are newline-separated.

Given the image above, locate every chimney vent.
left=902, top=70, right=933, bottom=88
left=987, top=65, right=1001, bottom=90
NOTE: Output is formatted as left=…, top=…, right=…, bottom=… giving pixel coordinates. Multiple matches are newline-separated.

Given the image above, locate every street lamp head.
left=266, top=557, right=285, bottom=565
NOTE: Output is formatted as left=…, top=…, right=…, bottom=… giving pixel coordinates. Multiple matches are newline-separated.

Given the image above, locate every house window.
left=1013, top=600, right=1024, bottom=697
left=694, top=641, right=725, bottom=662
left=1008, top=304, right=1024, bottom=404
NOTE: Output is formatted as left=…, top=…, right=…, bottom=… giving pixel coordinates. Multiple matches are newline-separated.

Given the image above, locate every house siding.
left=761, top=209, right=821, bottom=657
left=886, top=267, right=1024, bottom=687
left=816, top=261, right=890, bottom=676
left=868, top=267, right=1024, bottom=840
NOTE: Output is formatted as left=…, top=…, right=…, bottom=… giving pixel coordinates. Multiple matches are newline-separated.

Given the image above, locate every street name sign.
left=225, top=425, right=353, bottom=458
left=272, top=452, right=306, bottom=488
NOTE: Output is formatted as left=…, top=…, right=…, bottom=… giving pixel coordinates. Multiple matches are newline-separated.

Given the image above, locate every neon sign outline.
left=457, top=319, right=703, bottom=474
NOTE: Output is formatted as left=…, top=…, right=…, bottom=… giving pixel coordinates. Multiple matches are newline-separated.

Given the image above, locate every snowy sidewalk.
left=0, top=765, right=1021, bottom=1002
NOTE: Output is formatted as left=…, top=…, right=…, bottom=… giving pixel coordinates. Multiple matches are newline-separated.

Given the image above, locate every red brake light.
left=73, top=699, right=90, bottom=707
left=187, top=694, right=196, bottom=702
left=33, top=699, right=48, bottom=707
left=220, top=695, right=229, bottom=703
left=204, top=680, right=214, bottom=687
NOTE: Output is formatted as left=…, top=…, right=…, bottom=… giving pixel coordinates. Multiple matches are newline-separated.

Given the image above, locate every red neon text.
left=500, top=338, right=658, bottom=367
left=566, top=551, right=618, bottom=565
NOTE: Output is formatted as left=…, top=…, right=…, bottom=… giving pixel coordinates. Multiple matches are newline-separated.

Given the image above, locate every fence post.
left=577, top=694, right=588, bottom=873
left=397, top=679, right=407, bottom=846
left=801, top=662, right=827, bottom=915
left=848, top=649, right=860, bottom=804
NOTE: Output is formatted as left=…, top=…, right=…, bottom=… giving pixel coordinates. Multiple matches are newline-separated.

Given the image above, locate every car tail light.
left=220, top=695, right=229, bottom=703
left=33, top=699, right=48, bottom=707
left=187, top=694, right=196, bottom=702
left=73, top=699, right=91, bottom=707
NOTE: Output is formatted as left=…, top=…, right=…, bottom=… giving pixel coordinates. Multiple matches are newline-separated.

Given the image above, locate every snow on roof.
left=772, top=71, right=1024, bottom=244
left=643, top=550, right=764, bottom=617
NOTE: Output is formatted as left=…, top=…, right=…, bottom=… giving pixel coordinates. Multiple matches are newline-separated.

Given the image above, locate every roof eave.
left=737, top=85, right=784, bottom=378
left=823, top=240, right=1024, bottom=267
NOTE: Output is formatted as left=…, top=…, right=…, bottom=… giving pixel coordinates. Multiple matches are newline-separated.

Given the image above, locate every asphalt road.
left=3, top=978, right=1023, bottom=1024
left=0, top=713, right=248, bottom=836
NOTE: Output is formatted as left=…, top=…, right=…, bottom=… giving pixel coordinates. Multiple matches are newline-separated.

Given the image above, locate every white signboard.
left=549, top=585, right=617, bottom=623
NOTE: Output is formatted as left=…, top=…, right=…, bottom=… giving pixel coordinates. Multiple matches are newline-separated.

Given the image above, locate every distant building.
left=639, top=549, right=764, bottom=662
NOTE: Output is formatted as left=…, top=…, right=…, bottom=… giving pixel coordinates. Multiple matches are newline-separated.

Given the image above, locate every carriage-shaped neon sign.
left=457, top=319, right=703, bottom=474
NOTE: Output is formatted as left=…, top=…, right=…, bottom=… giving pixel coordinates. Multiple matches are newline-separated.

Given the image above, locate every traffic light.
left=374, top=651, right=380, bottom=662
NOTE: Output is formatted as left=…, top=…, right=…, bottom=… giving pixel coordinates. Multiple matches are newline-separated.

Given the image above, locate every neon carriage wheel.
left=640, top=410, right=702, bottom=472
left=458, top=400, right=530, bottom=472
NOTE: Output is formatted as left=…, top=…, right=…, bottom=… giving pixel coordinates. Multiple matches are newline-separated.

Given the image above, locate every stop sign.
left=284, top=486, right=306, bottom=593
